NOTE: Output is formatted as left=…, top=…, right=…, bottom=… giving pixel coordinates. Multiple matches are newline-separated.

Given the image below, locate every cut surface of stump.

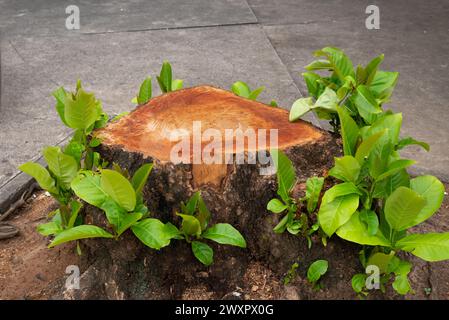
left=96, top=85, right=323, bottom=161
left=71, top=85, right=343, bottom=299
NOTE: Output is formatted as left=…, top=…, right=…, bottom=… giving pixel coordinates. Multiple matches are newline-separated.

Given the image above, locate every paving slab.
left=0, top=0, right=256, bottom=37
left=248, top=0, right=446, bottom=26
left=248, top=0, right=362, bottom=25
left=0, top=24, right=309, bottom=205
left=263, top=1, right=449, bottom=181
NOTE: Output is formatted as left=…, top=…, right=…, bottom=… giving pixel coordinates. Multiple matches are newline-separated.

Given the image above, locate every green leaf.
left=369, top=71, right=399, bottom=100
left=329, top=156, right=361, bottom=183
left=375, top=158, right=415, bottom=181
left=171, top=79, right=184, bottom=91
left=183, top=191, right=200, bottom=215
left=164, top=222, right=183, bottom=240
left=337, top=106, right=359, bottom=156
left=317, top=47, right=354, bottom=80
left=367, top=252, right=395, bottom=274
left=177, top=213, right=202, bottom=237
left=352, top=274, right=367, bottom=293
left=100, top=197, right=125, bottom=227
left=68, top=200, right=83, bottom=228
left=158, top=61, right=172, bottom=92
left=336, top=211, right=390, bottom=246
left=191, top=241, right=213, bottom=266
left=305, top=59, right=332, bottom=71
left=116, top=212, right=143, bottom=236
left=289, top=97, right=313, bottom=122
left=231, top=81, right=251, bottom=98
left=324, top=47, right=355, bottom=78
left=384, top=187, right=426, bottom=231
left=307, top=260, right=328, bottom=283
left=131, top=163, right=153, bottom=195
left=64, top=88, right=100, bottom=130
left=305, top=177, right=325, bottom=213
left=19, top=162, right=58, bottom=194
left=355, top=65, right=367, bottom=85
left=37, top=221, right=62, bottom=236
left=364, top=54, right=384, bottom=85
left=373, top=169, right=410, bottom=198
left=318, top=193, right=360, bottom=237
left=52, top=87, right=69, bottom=127
left=137, top=77, right=152, bottom=105
left=353, top=85, right=382, bottom=124
left=392, top=259, right=412, bottom=276
left=367, top=136, right=394, bottom=180
left=112, top=163, right=129, bottom=178
left=322, top=182, right=361, bottom=203
left=71, top=171, right=108, bottom=207
left=64, top=140, right=85, bottom=164
left=43, top=146, right=78, bottom=189
left=202, top=223, right=246, bottom=248
left=354, top=130, right=386, bottom=164
left=196, top=196, right=211, bottom=231
left=273, top=214, right=288, bottom=234
left=84, top=150, right=99, bottom=170
left=407, top=175, right=445, bottom=227
left=134, top=203, right=149, bottom=216
left=287, top=219, right=302, bottom=235
left=94, top=112, right=108, bottom=129
left=131, top=218, right=173, bottom=250
left=48, top=225, right=113, bottom=247
left=397, top=233, right=449, bottom=262
left=392, top=274, right=411, bottom=295
left=249, top=86, right=265, bottom=100
left=271, top=149, right=297, bottom=203
left=396, top=137, right=429, bottom=152
left=367, top=113, right=402, bottom=145
left=314, top=87, right=338, bottom=111
left=75, top=79, right=82, bottom=92
left=302, top=72, right=321, bottom=98
left=270, top=100, right=278, bottom=107
left=359, top=209, right=379, bottom=236
left=101, top=169, right=136, bottom=211
left=111, top=111, right=129, bottom=122
left=267, top=198, right=288, bottom=213
left=89, top=137, right=102, bottom=148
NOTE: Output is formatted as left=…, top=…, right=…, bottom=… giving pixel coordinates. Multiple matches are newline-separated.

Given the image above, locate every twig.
left=0, top=182, right=37, bottom=222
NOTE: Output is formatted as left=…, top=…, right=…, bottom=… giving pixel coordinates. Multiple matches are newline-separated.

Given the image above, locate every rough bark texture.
left=54, top=86, right=351, bottom=299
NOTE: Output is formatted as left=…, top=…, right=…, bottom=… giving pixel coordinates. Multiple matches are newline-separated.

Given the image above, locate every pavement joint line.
left=70, top=21, right=260, bottom=36
left=242, top=0, right=260, bottom=24
left=5, top=39, right=69, bottom=89
left=7, top=39, right=26, bottom=64
left=254, top=29, right=321, bottom=127
left=243, top=1, right=321, bottom=128
left=259, top=20, right=333, bottom=27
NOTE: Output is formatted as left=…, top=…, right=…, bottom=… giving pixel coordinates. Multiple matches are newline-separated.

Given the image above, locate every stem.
left=338, top=91, right=352, bottom=107
left=366, top=181, right=376, bottom=209
left=60, top=204, right=71, bottom=229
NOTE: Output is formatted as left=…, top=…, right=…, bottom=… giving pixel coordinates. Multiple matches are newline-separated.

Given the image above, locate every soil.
left=1, top=186, right=449, bottom=300
left=0, top=192, right=78, bottom=299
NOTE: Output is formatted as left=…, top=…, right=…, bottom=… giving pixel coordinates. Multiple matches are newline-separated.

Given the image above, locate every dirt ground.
left=1, top=187, right=448, bottom=300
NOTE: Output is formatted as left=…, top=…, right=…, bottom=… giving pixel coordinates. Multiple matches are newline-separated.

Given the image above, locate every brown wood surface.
left=96, top=86, right=323, bottom=162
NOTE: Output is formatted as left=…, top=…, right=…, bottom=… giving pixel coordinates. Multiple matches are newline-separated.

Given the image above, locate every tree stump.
left=59, top=86, right=345, bottom=299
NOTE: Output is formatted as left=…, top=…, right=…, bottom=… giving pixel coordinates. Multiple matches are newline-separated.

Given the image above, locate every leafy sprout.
left=289, top=46, right=447, bottom=296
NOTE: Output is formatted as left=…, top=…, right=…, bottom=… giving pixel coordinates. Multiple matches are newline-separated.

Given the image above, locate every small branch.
left=0, top=183, right=37, bottom=222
